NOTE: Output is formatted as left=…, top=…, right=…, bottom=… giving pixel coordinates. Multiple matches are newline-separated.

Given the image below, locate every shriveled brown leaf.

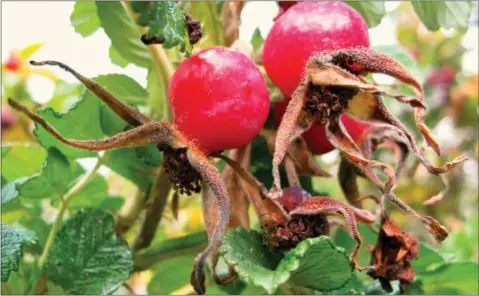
left=368, top=215, right=419, bottom=293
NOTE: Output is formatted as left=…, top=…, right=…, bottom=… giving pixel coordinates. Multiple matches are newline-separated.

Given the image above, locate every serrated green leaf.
left=70, top=2, right=101, bottom=37
left=17, top=148, right=76, bottom=199
left=96, top=2, right=151, bottom=68
left=34, top=95, right=103, bottom=159
left=1, top=223, right=38, bottom=282
left=412, top=2, right=472, bottom=31
left=220, top=228, right=353, bottom=294
left=45, top=209, right=132, bottom=294
left=250, top=28, right=264, bottom=51
left=132, top=1, right=186, bottom=50
left=1, top=144, right=46, bottom=182
left=109, top=45, right=130, bottom=68
left=346, top=1, right=386, bottom=28
left=419, top=261, right=479, bottom=294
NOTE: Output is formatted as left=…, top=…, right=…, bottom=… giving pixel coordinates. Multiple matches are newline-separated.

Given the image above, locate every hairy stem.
left=36, top=155, right=103, bottom=286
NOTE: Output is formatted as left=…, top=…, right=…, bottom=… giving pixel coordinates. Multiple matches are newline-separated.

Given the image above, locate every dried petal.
left=368, top=216, right=419, bottom=293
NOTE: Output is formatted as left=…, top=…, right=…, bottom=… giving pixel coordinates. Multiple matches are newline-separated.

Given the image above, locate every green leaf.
left=412, top=244, right=445, bottom=274
left=70, top=2, right=101, bottom=37
left=34, top=95, right=103, bottom=159
left=1, top=177, right=28, bottom=205
left=1, top=144, right=46, bottom=182
left=220, top=228, right=353, bottom=294
left=412, top=2, right=472, bottom=31
left=86, top=74, right=149, bottom=106
left=132, top=1, right=186, bottom=49
left=250, top=28, right=264, bottom=51
left=1, top=223, right=38, bottom=282
left=418, top=261, right=479, bottom=294
left=46, top=79, right=83, bottom=112
left=17, top=148, right=76, bottom=199
left=96, top=2, right=151, bottom=68
left=45, top=209, right=133, bottom=294
left=346, top=2, right=386, bottom=28
left=109, top=45, right=130, bottom=68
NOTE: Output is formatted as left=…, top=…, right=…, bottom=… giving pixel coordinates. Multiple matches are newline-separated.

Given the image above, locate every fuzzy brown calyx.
left=305, top=83, right=359, bottom=123
left=263, top=214, right=329, bottom=252
left=159, top=144, right=202, bottom=196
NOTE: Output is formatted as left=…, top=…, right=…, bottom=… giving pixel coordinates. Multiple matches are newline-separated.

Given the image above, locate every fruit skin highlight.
left=273, top=100, right=368, bottom=155
left=263, top=1, right=370, bottom=97
left=168, top=47, right=270, bottom=155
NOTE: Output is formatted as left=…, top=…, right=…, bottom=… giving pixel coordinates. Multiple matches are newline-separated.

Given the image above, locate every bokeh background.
left=1, top=2, right=478, bottom=295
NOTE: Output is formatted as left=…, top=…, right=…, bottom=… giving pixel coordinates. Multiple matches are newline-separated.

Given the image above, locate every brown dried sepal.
left=367, top=215, right=419, bottom=293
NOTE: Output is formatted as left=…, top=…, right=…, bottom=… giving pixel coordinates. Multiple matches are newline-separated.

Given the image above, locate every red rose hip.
left=169, top=47, right=270, bottom=155
left=263, top=1, right=370, bottom=97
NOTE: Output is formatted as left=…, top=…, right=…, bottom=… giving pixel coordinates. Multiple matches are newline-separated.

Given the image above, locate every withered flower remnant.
left=271, top=47, right=467, bottom=242
left=368, top=215, right=419, bottom=293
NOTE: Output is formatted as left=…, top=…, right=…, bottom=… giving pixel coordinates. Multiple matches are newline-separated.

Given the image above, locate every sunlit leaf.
left=70, top=2, right=101, bottom=37
left=346, top=2, right=386, bottom=28
left=96, top=2, right=151, bottom=68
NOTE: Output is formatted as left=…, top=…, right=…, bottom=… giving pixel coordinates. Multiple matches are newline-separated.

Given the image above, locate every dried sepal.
left=326, top=115, right=396, bottom=194
left=366, top=96, right=467, bottom=175
left=8, top=98, right=183, bottom=151
left=29, top=60, right=150, bottom=127
left=202, top=146, right=251, bottom=285
left=289, top=196, right=380, bottom=270
left=221, top=1, right=245, bottom=47
left=423, top=174, right=449, bottom=206
left=261, top=129, right=331, bottom=178
left=271, top=80, right=316, bottom=197
left=367, top=215, right=419, bottom=293
left=187, top=148, right=230, bottom=295
left=216, top=153, right=289, bottom=227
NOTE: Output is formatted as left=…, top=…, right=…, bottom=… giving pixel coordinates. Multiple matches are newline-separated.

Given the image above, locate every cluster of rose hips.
left=8, top=2, right=466, bottom=294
